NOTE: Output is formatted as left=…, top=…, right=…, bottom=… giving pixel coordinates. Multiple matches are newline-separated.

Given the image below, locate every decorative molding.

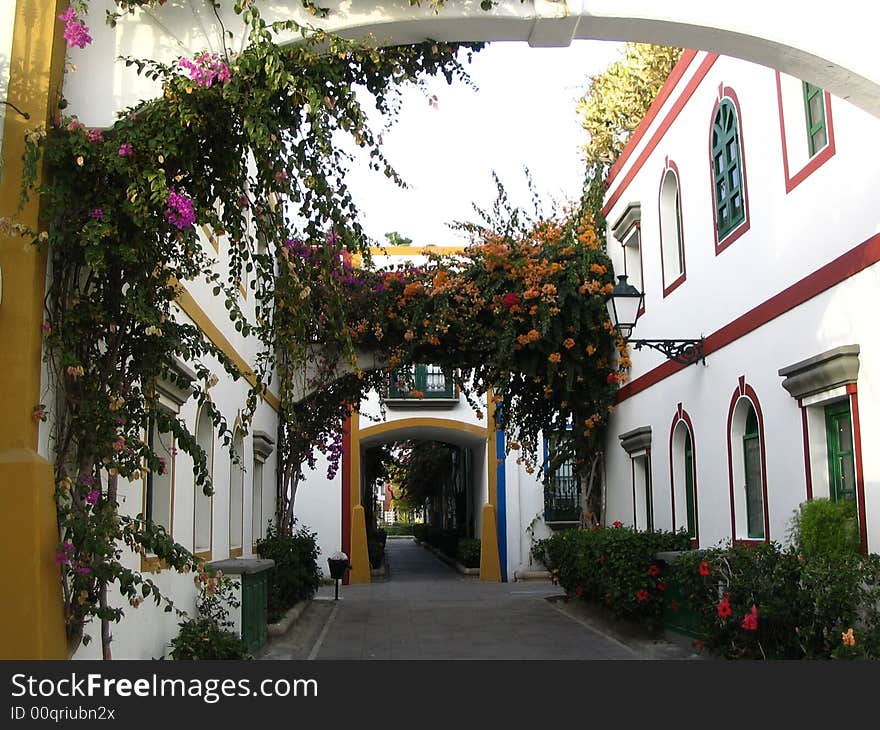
left=619, top=425, right=652, bottom=455
left=778, top=345, right=860, bottom=400
left=156, top=359, right=197, bottom=408
left=611, top=202, right=641, bottom=243
left=252, top=430, right=275, bottom=461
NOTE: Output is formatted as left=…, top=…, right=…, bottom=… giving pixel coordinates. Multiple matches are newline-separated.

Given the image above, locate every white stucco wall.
left=602, top=51, right=880, bottom=552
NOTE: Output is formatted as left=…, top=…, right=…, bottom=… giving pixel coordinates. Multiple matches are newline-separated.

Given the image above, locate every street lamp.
left=605, top=275, right=704, bottom=366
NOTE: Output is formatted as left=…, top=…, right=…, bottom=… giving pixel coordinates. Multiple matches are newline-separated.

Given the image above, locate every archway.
left=343, top=415, right=502, bottom=583
left=61, top=1, right=880, bottom=128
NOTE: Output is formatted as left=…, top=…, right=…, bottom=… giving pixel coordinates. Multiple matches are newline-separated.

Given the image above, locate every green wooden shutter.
left=803, top=82, right=828, bottom=156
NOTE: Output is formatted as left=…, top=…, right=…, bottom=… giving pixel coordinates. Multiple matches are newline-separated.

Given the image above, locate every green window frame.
left=711, top=99, right=746, bottom=240
left=742, top=405, right=764, bottom=539
left=825, top=401, right=856, bottom=503
left=802, top=82, right=828, bottom=157
left=388, top=363, right=455, bottom=399
left=683, top=429, right=696, bottom=540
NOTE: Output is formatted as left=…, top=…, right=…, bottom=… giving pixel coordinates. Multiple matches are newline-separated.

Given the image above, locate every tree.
left=578, top=43, right=682, bottom=238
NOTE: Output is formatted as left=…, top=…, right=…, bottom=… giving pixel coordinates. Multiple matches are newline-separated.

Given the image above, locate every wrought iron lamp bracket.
left=629, top=338, right=705, bottom=366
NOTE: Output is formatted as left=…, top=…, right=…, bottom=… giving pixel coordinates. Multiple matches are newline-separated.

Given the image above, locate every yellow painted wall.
left=0, top=0, right=69, bottom=658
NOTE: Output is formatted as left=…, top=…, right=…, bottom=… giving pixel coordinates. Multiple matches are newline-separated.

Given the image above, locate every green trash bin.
left=208, top=558, right=275, bottom=655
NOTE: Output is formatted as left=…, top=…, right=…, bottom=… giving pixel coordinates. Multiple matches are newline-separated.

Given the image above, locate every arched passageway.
left=343, top=417, right=503, bottom=584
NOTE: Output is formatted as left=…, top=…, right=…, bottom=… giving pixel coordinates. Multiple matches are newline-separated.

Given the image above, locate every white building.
left=602, top=50, right=880, bottom=552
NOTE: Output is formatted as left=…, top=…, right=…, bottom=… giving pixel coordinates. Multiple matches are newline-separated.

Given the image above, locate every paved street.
left=260, top=538, right=698, bottom=660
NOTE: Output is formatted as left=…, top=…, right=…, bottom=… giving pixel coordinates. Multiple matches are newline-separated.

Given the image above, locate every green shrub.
left=672, top=543, right=880, bottom=659
left=255, top=522, right=321, bottom=623
left=790, top=499, right=860, bottom=559
left=170, top=617, right=249, bottom=660
left=384, top=523, right=414, bottom=536
left=412, top=523, right=428, bottom=543
left=169, top=568, right=248, bottom=660
left=456, top=538, right=481, bottom=568
left=533, top=525, right=691, bottom=628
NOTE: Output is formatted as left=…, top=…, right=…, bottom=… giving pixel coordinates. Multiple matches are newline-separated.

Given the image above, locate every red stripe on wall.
left=605, top=50, right=699, bottom=188
left=617, top=231, right=880, bottom=403
left=603, top=53, right=720, bottom=218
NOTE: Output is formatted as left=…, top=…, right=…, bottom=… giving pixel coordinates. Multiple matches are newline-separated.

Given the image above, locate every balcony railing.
left=544, top=456, right=581, bottom=524
left=387, top=364, right=456, bottom=401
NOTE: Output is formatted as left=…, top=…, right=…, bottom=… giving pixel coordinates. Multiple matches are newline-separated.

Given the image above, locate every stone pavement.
left=259, top=537, right=699, bottom=661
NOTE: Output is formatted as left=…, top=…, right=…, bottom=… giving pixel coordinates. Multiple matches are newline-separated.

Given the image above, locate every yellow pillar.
left=479, top=388, right=502, bottom=581
left=349, top=505, right=371, bottom=584
left=0, top=0, right=68, bottom=658
left=348, top=412, right=371, bottom=584
left=479, top=504, right=502, bottom=582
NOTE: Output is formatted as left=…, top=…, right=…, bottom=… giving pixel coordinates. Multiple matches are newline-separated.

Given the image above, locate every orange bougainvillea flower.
left=404, top=330, right=414, bottom=341
left=842, top=628, right=856, bottom=647
left=563, top=338, right=575, bottom=349
left=527, top=329, right=540, bottom=342
left=589, top=263, right=607, bottom=275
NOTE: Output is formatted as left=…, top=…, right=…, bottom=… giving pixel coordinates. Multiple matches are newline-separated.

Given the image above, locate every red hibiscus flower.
left=647, top=564, right=660, bottom=577
left=741, top=604, right=759, bottom=631
left=597, top=554, right=606, bottom=565
left=575, top=586, right=583, bottom=597
left=656, top=581, right=667, bottom=591
left=501, top=292, right=520, bottom=308
left=717, top=597, right=732, bottom=618
left=606, top=372, right=618, bottom=384
left=612, top=520, right=623, bottom=528
left=636, top=589, right=649, bottom=602
left=699, top=561, right=710, bottom=577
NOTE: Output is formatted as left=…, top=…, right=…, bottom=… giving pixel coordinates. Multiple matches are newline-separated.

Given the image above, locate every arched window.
left=193, top=405, right=213, bottom=558
left=659, top=165, right=685, bottom=294
left=727, top=381, right=768, bottom=542
left=742, top=405, right=764, bottom=539
left=670, top=414, right=697, bottom=541
left=711, top=97, right=748, bottom=244
left=229, top=430, right=244, bottom=555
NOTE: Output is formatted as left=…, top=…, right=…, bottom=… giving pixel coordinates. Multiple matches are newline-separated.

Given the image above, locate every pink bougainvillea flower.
left=85, top=489, right=100, bottom=506
left=164, top=187, right=196, bottom=229
left=117, top=143, right=133, bottom=157
left=179, top=52, right=231, bottom=88
left=741, top=604, right=759, bottom=631
left=90, top=208, right=103, bottom=219
left=636, top=589, right=649, bottom=602
left=87, top=128, right=104, bottom=143
left=717, top=596, right=732, bottom=619
left=58, top=8, right=92, bottom=49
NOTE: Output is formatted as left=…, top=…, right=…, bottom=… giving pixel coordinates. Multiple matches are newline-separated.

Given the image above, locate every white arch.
left=67, top=0, right=880, bottom=126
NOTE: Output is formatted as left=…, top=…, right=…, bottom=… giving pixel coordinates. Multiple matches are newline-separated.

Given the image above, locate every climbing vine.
left=15, top=0, right=480, bottom=657
left=11, top=0, right=629, bottom=660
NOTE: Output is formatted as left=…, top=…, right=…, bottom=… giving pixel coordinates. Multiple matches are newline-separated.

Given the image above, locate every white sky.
left=344, top=40, right=625, bottom=247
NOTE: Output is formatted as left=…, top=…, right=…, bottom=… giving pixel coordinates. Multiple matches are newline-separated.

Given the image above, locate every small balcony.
left=385, top=364, right=458, bottom=408
left=544, top=461, right=581, bottom=528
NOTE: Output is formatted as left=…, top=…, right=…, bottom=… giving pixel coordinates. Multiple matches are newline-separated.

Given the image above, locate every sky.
left=343, top=40, right=625, bottom=247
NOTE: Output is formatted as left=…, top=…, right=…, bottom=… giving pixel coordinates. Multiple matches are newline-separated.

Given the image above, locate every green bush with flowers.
left=169, top=566, right=248, bottom=660
left=671, top=542, right=880, bottom=659
left=533, top=524, right=690, bottom=628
